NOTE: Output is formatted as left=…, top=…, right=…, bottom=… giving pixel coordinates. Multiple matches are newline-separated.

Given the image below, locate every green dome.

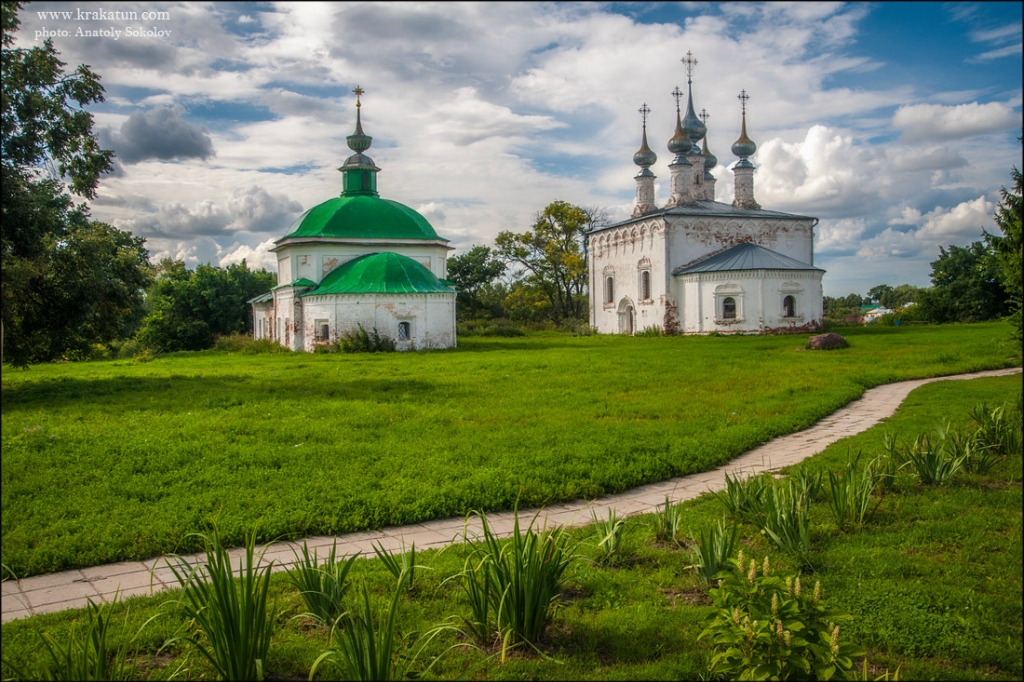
left=304, top=252, right=456, bottom=295
left=282, top=195, right=443, bottom=241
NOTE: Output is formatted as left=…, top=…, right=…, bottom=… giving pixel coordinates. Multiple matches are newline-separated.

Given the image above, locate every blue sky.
left=13, top=1, right=1023, bottom=296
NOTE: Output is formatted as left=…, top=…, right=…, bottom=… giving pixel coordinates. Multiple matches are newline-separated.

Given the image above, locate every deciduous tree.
left=984, top=134, right=1022, bottom=344
left=447, top=245, right=506, bottom=319
left=917, top=241, right=1007, bottom=323
left=494, top=201, right=599, bottom=323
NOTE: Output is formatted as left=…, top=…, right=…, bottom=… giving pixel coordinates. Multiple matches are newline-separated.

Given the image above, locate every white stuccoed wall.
left=300, top=293, right=456, bottom=351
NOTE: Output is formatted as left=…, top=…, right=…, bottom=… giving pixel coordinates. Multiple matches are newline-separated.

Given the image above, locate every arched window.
left=723, top=297, right=736, bottom=319
left=320, top=323, right=330, bottom=340
left=605, top=276, right=615, bottom=304
left=783, top=295, right=795, bottom=317
left=398, top=321, right=411, bottom=341
left=640, top=270, right=651, bottom=301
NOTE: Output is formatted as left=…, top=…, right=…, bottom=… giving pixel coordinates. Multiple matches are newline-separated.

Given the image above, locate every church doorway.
left=618, top=298, right=635, bottom=335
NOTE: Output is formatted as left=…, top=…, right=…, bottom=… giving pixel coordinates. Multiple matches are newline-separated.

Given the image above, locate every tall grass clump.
left=372, top=540, right=423, bottom=591
left=699, top=552, right=863, bottom=680
left=1, top=597, right=146, bottom=681
left=213, top=334, right=291, bottom=354
left=967, top=399, right=1023, bottom=471
left=652, top=496, right=684, bottom=543
left=286, top=540, right=357, bottom=625
left=452, top=509, right=576, bottom=654
left=689, top=517, right=739, bottom=585
left=888, top=423, right=968, bottom=485
left=167, top=529, right=277, bottom=681
left=310, top=576, right=460, bottom=681
left=634, top=325, right=663, bottom=337
left=591, top=509, right=627, bottom=562
left=825, top=454, right=883, bottom=529
left=747, top=479, right=813, bottom=567
left=714, top=472, right=769, bottom=522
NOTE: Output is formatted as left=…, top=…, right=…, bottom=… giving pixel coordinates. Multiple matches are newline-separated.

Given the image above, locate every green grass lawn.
left=2, top=373, right=1020, bottom=680
left=1, top=322, right=1019, bottom=577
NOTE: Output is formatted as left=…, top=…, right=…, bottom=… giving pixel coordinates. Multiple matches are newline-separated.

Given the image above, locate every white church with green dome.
left=251, top=88, right=457, bottom=351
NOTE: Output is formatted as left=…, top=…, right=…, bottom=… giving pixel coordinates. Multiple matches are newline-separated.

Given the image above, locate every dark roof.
left=674, top=242, right=824, bottom=275
left=591, top=200, right=815, bottom=234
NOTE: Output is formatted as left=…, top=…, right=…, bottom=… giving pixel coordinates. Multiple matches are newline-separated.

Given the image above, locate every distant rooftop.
left=592, top=200, right=815, bottom=234
left=674, top=242, right=823, bottom=275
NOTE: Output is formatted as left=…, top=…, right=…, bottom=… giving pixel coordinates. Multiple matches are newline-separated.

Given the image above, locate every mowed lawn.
left=2, top=322, right=1019, bottom=577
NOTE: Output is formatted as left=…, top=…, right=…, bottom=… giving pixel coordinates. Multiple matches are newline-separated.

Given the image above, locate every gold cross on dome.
left=353, top=85, right=364, bottom=107
left=681, top=51, right=698, bottom=80
left=738, top=89, right=750, bottom=114
left=638, top=103, right=651, bottom=126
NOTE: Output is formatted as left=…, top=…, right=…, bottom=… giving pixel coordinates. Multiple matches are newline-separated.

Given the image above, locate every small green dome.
left=304, top=252, right=456, bottom=295
left=281, top=195, right=443, bottom=241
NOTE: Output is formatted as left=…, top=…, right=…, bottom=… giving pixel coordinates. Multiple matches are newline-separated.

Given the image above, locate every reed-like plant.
left=967, top=401, right=1022, bottom=470
left=792, top=469, right=823, bottom=503
left=826, top=453, right=882, bottom=529
left=452, top=509, right=576, bottom=655
left=166, top=528, right=277, bottom=681
left=286, top=540, right=357, bottom=625
left=2, top=596, right=146, bottom=681
left=688, top=517, right=739, bottom=585
left=309, top=575, right=461, bottom=681
left=715, top=471, right=768, bottom=521
left=892, top=424, right=967, bottom=485
left=749, top=480, right=813, bottom=566
left=652, top=495, right=684, bottom=543
left=591, top=508, right=627, bottom=561
left=372, top=539, right=423, bottom=591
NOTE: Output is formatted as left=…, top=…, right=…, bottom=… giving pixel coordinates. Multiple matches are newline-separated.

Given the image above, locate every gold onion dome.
left=702, top=135, right=717, bottom=170
left=731, top=89, right=757, bottom=159
left=633, top=113, right=658, bottom=169
left=668, top=86, right=693, bottom=158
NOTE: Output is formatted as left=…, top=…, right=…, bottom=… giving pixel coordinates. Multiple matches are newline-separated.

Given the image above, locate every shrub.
left=699, top=552, right=863, bottom=680
left=166, top=528, right=277, bottom=681
left=689, top=516, right=739, bottom=585
left=968, top=400, right=1023, bottom=466
left=337, top=324, right=396, bottom=353
left=451, top=509, right=576, bottom=654
left=286, top=540, right=358, bottom=625
left=635, top=325, right=663, bottom=337
left=214, top=334, right=290, bottom=354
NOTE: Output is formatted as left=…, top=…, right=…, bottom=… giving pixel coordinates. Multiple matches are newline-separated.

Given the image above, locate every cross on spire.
left=737, top=89, right=750, bottom=114
left=681, top=51, right=698, bottom=81
left=638, top=103, right=651, bottom=127
left=699, top=108, right=710, bottom=125
left=353, top=85, right=364, bottom=108
left=671, top=86, right=683, bottom=113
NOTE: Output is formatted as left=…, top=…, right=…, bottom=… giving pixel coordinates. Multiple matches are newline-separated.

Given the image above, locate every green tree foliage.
left=866, top=284, right=892, bottom=304
left=446, top=245, right=506, bottom=320
left=879, top=284, right=922, bottom=310
left=2, top=2, right=151, bottom=365
left=984, top=136, right=1023, bottom=344
left=494, top=201, right=596, bottom=323
left=823, top=293, right=864, bottom=321
left=917, top=241, right=1007, bottom=323
left=138, top=261, right=276, bottom=352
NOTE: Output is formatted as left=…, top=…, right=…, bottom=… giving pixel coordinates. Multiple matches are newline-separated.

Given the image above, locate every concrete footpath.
left=3, top=367, right=1020, bottom=624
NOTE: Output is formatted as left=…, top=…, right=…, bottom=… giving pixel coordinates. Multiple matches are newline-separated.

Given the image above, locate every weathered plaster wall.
left=677, top=269, right=823, bottom=334
left=300, top=293, right=456, bottom=351
left=274, top=241, right=450, bottom=285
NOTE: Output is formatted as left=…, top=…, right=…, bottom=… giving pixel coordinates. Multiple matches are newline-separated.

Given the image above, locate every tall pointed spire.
left=339, top=85, right=380, bottom=197
left=632, top=103, right=658, bottom=217
left=700, top=108, right=718, bottom=201
left=731, top=89, right=760, bottom=209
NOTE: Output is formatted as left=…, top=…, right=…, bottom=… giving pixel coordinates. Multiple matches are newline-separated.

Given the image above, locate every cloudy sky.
left=13, top=1, right=1023, bottom=296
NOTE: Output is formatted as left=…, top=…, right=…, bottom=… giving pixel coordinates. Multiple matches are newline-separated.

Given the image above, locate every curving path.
left=3, top=367, right=1020, bottom=624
